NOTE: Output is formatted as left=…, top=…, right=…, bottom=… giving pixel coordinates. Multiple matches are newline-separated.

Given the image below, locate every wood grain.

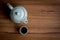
left=0, top=5, right=60, bottom=33
left=0, top=33, right=60, bottom=40
left=0, top=0, right=60, bottom=5
left=0, top=0, right=60, bottom=40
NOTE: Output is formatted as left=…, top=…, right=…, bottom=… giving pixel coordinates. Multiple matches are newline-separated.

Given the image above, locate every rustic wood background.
left=0, top=0, right=60, bottom=40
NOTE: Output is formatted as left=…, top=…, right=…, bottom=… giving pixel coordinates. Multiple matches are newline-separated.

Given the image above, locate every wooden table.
left=0, top=0, right=60, bottom=40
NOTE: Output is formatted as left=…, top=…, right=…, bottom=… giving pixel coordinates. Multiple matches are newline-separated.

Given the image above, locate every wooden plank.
left=0, top=0, right=60, bottom=5
left=0, top=33, right=60, bottom=40
left=0, top=5, right=60, bottom=13
left=0, top=5, right=60, bottom=17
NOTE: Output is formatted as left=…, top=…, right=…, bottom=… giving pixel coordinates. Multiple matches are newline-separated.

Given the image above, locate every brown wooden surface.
left=0, top=0, right=60, bottom=40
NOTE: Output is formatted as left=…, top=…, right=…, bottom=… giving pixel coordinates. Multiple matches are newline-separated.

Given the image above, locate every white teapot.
left=7, top=3, right=28, bottom=24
